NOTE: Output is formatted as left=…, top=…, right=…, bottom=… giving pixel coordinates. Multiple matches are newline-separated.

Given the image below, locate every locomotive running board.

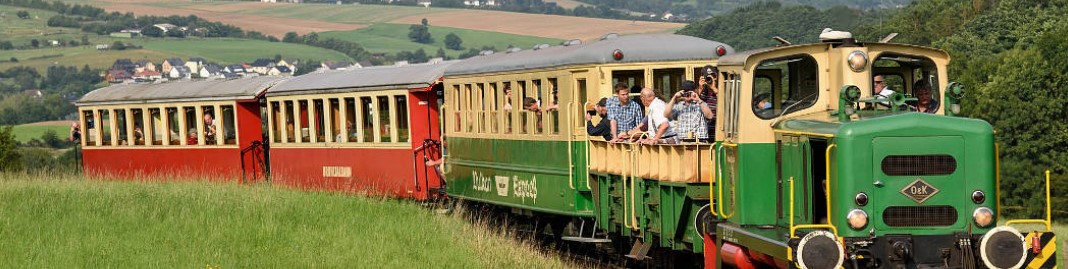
left=561, top=236, right=612, bottom=243
left=625, top=239, right=653, bottom=260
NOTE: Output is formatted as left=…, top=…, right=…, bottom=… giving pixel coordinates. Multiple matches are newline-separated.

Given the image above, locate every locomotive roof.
left=77, top=76, right=287, bottom=106
left=444, top=34, right=733, bottom=76
left=267, top=61, right=457, bottom=96
left=718, top=42, right=949, bottom=67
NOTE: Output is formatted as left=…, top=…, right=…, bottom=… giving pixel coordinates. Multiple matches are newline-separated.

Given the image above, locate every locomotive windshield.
left=752, top=54, right=819, bottom=119
left=871, top=53, right=941, bottom=112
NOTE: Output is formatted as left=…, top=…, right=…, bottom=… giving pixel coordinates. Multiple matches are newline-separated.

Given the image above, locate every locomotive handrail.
left=630, top=142, right=640, bottom=229
left=716, top=142, right=738, bottom=219
left=622, top=144, right=632, bottom=229
left=789, top=177, right=839, bottom=238
left=824, top=144, right=836, bottom=230
left=995, top=144, right=1001, bottom=220
left=1004, top=170, right=1052, bottom=232
left=708, top=142, right=717, bottom=217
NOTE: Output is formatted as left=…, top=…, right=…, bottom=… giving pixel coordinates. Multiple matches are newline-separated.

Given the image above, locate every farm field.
left=320, top=24, right=562, bottom=57
left=0, top=175, right=575, bottom=268
left=50, top=0, right=684, bottom=40
left=11, top=121, right=71, bottom=143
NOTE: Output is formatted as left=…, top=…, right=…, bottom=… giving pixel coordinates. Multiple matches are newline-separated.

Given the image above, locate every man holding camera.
left=585, top=98, right=612, bottom=141
left=665, top=80, right=715, bottom=142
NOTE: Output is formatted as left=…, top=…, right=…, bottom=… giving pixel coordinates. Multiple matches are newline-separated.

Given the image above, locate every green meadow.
left=220, top=3, right=444, bottom=25
left=0, top=174, right=574, bottom=268
left=320, top=23, right=562, bottom=56
left=11, top=122, right=69, bottom=143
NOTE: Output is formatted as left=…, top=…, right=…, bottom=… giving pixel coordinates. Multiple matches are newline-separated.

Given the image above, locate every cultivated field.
left=52, top=0, right=685, bottom=40
left=320, top=24, right=561, bottom=56
left=0, top=174, right=576, bottom=268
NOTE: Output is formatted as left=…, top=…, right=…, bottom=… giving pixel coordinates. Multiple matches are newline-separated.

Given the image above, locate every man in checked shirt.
left=606, top=82, right=643, bottom=141
left=665, top=80, right=715, bottom=142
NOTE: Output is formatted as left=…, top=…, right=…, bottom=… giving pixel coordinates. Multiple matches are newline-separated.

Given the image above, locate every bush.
left=0, top=126, right=22, bottom=172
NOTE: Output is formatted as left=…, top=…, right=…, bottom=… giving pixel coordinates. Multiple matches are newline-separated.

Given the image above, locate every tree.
left=444, top=33, right=463, bottom=50
left=17, top=10, right=30, bottom=19
left=408, top=25, right=433, bottom=44
left=421, top=18, right=429, bottom=26
left=283, top=32, right=300, bottom=43
left=436, top=47, right=447, bottom=59
left=0, top=41, right=13, bottom=50
left=111, top=41, right=126, bottom=50
left=81, top=34, right=89, bottom=46
left=141, top=26, right=163, bottom=37
left=41, top=130, right=64, bottom=148
left=9, top=57, right=17, bottom=63
left=0, top=126, right=22, bottom=172
left=30, top=39, right=40, bottom=48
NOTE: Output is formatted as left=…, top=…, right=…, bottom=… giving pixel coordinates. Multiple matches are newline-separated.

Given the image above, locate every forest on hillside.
left=680, top=0, right=1068, bottom=220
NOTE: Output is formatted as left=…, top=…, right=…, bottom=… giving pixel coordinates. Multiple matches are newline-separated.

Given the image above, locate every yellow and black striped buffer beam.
left=1023, top=232, right=1057, bottom=269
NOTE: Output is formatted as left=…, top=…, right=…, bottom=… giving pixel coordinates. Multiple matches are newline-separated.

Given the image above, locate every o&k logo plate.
left=901, top=178, right=939, bottom=204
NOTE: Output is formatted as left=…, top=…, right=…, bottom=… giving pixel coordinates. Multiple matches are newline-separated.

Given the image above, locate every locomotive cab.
left=709, top=32, right=1043, bottom=269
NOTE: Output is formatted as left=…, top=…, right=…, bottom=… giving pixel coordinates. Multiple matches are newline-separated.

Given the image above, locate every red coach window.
left=395, top=95, right=409, bottom=143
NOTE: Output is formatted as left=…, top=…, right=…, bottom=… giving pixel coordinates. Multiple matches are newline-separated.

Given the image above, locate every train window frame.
left=182, top=107, right=198, bottom=146
left=327, top=98, right=340, bottom=143
left=80, top=110, right=95, bottom=147
left=872, top=52, right=941, bottom=113
left=361, top=96, right=374, bottom=143
left=516, top=80, right=529, bottom=135
left=547, top=77, right=559, bottom=135
left=395, top=95, right=409, bottom=143
left=221, top=105, right=237, bottom=145
left=199, top=105, right=216, bottom=145
left=270, top=101, right=282, bottom=143
left=377, top=96, right=393, bottom=143
left=751, top=54, right=820, bottom=120
left=131, top=108, right=145, bottom=146
left=166, top=107, right=180, bottom=146
left=312, top=99, right=325, bottom=143
left=99, top=109, right=114, bottom=146
left=502, top=82, right=513, bottom=134
left=532, top=79, right=544, bottom=135
left=149, top=108, right=163, bottom=146
left=113, top=108, right=128, bottom=146
left=575, top=78, right=588, bottom=131
left=486, top=83, right=498, bottom=134
left=652, top=67, right=685, bottom=101
left=611, top=69, right=645, bottom=93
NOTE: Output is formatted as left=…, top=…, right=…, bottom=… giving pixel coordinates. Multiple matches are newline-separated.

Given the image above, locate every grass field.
left=11, top=122, right=70, bottom=143
left=320, top=24, right=562, bottom=56
left=0, top=174, right=574, bottom=268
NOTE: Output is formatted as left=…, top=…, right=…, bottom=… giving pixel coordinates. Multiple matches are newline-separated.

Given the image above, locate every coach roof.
left=267, top=61, right=456, bottom=96
left=77, top=76, right=286, bottom=106
left=444, top=34, right=733, bottom=76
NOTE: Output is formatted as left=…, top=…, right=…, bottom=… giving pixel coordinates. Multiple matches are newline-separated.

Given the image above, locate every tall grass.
left=0, top=173, right=573, bottom=268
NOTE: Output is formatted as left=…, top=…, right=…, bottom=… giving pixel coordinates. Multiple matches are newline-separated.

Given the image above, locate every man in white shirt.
left=874, top=75, right=895, bottom=107
left=628, top=88, right=677, bottom=145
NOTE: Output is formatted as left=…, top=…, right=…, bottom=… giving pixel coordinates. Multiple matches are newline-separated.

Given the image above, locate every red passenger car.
left=76, top=76, right=285, bottom=179
left=264, top=62, right=450, bottom=200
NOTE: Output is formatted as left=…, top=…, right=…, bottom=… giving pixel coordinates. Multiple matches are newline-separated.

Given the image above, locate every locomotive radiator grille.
left=882, top=206, right=957, bottom=227
left=881, top=155, right=957, bottom=176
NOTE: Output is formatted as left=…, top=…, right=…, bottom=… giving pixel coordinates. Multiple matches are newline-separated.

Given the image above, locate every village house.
left=185, top=57, right=207, bottom=73
left=319, top=61, right=353, bottom=71
left=133, top=69, right=163, bottom=81
left=112, top=59, right=136, bottom=74
left=224, top=64, right=246, bottom=75
left=135, top=60, right=157, bottom=73
left=199, top=64, right=223, bottom=79
left=106, top=70, right=132, bottom=83
left=153, top=23, right=177, bottom=33
left=161, top=58, right=184, bottom=74
left=169, top=65, right=192, bottom=80
left=248, top=58, right=275, bottom=74
left=268, top=65, right=293, bottom=76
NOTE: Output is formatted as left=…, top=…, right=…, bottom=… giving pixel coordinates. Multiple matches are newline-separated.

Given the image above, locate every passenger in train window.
left=187, top=128, right=198, bottom=145
left=913, top=79, right=938, bottom=113
left=523, top=97, right=543, bottom=130
left=544, top=88, right=559, bottom=111
left=203, top=113, right=216, bottom=143
left=607, top=83, right=642, bottom=141
left=133, top=127, right=144, bottom=144
left=585, top=98, right=612, bottom=141
left=665, top=81, right=714, bottom=142
left=698, top=67, right=718, bottom=133
left=69, top=122, right=81, bottom=143
left=635, top=88, right=678, bottom=145
left=503, top=86, right=513, bottom=111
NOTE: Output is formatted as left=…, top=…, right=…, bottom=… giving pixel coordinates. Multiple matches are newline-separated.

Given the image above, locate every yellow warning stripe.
left=1023, top=233, right=1057, bottom=269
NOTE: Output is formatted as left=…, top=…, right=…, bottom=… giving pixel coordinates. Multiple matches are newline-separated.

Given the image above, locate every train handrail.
left=717, top=142, right=737, bottom=219
left=440, top=104, right=451, bottom=175
left=1004, top=170, right=1052, bottom=232
left=567, top=102, right=575, bottom=190
left=240, top=140, right=266, bottom=184
left=708, top=142, right=717, bottom=217
left=995, top=143, right=1001, bottom=220
left=582, top=101, right=592, bottom=190
left=789, top=177, right=839, bottom=238
left=824, top=144, right=836, bottom=230
left=622, top=143, right=631, bottom=229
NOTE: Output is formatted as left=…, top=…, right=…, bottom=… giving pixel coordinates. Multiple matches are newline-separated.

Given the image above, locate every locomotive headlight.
left=972, top=190, right=986, bottom=204
left=973, top=207, right=994, bottom=227
left=847, top=50, right=868, bottom=72
left=847, top=209, right=868, bottom=229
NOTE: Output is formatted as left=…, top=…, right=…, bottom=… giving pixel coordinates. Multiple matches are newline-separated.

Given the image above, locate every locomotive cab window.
left=752, top=55, right=819, bottom=119
left=872, top=53, right=941, bottom=113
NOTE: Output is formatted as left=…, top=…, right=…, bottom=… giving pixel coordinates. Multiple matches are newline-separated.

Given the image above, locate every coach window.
left=132, top=109, right=145, bottom=145
left=517, top=80, right=529, bottom=134
left=183, top=107, right=198, bottom=145
left=752, top=55, right=819, bottom=119
left=575, top=78, right=588, bottom=130
left=378, top=96, right=392, bottom=142
left=114, top=109, right=129, bottom=146
left=547, top=78, right=559, bottom=135
left=361, top=97, right=374, bottom=142
left=221, top=105, right=236, bottom=145
left=328, top=98, right=340, bottom=143
left=270, top=102, right=282, bottom=143
left=297, top=100, right=310, bottom=143
left=395, top=95, right=409, bottom=143
left=201, top=106, right=217, bottom=145
left=99, top=109, right=112, bottom=146
left=82, top=110, right=96, bottom=146
left=486, top=83, right=498, bottom=134
left=653, top=68, right=685, bottom=101
left=451, top=85, right=461, bottom=133
left=612, top=69, right=645, bottom=94
left=501, top=82, right=513, bottom=134
left=532, top=79, right=544, bottom=134
left=148, top=108, right=162, bottom=145
left=477, top=83, right=487, bottom=134
left=166, top=107, right=179, bottom=145
left=284, top=101, right=296, bottom=143
left=345, top=97, right=358, bottom=142
left=313, top=99, right=325, bottom=142
left=463, top=84, right=474, bottom=133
